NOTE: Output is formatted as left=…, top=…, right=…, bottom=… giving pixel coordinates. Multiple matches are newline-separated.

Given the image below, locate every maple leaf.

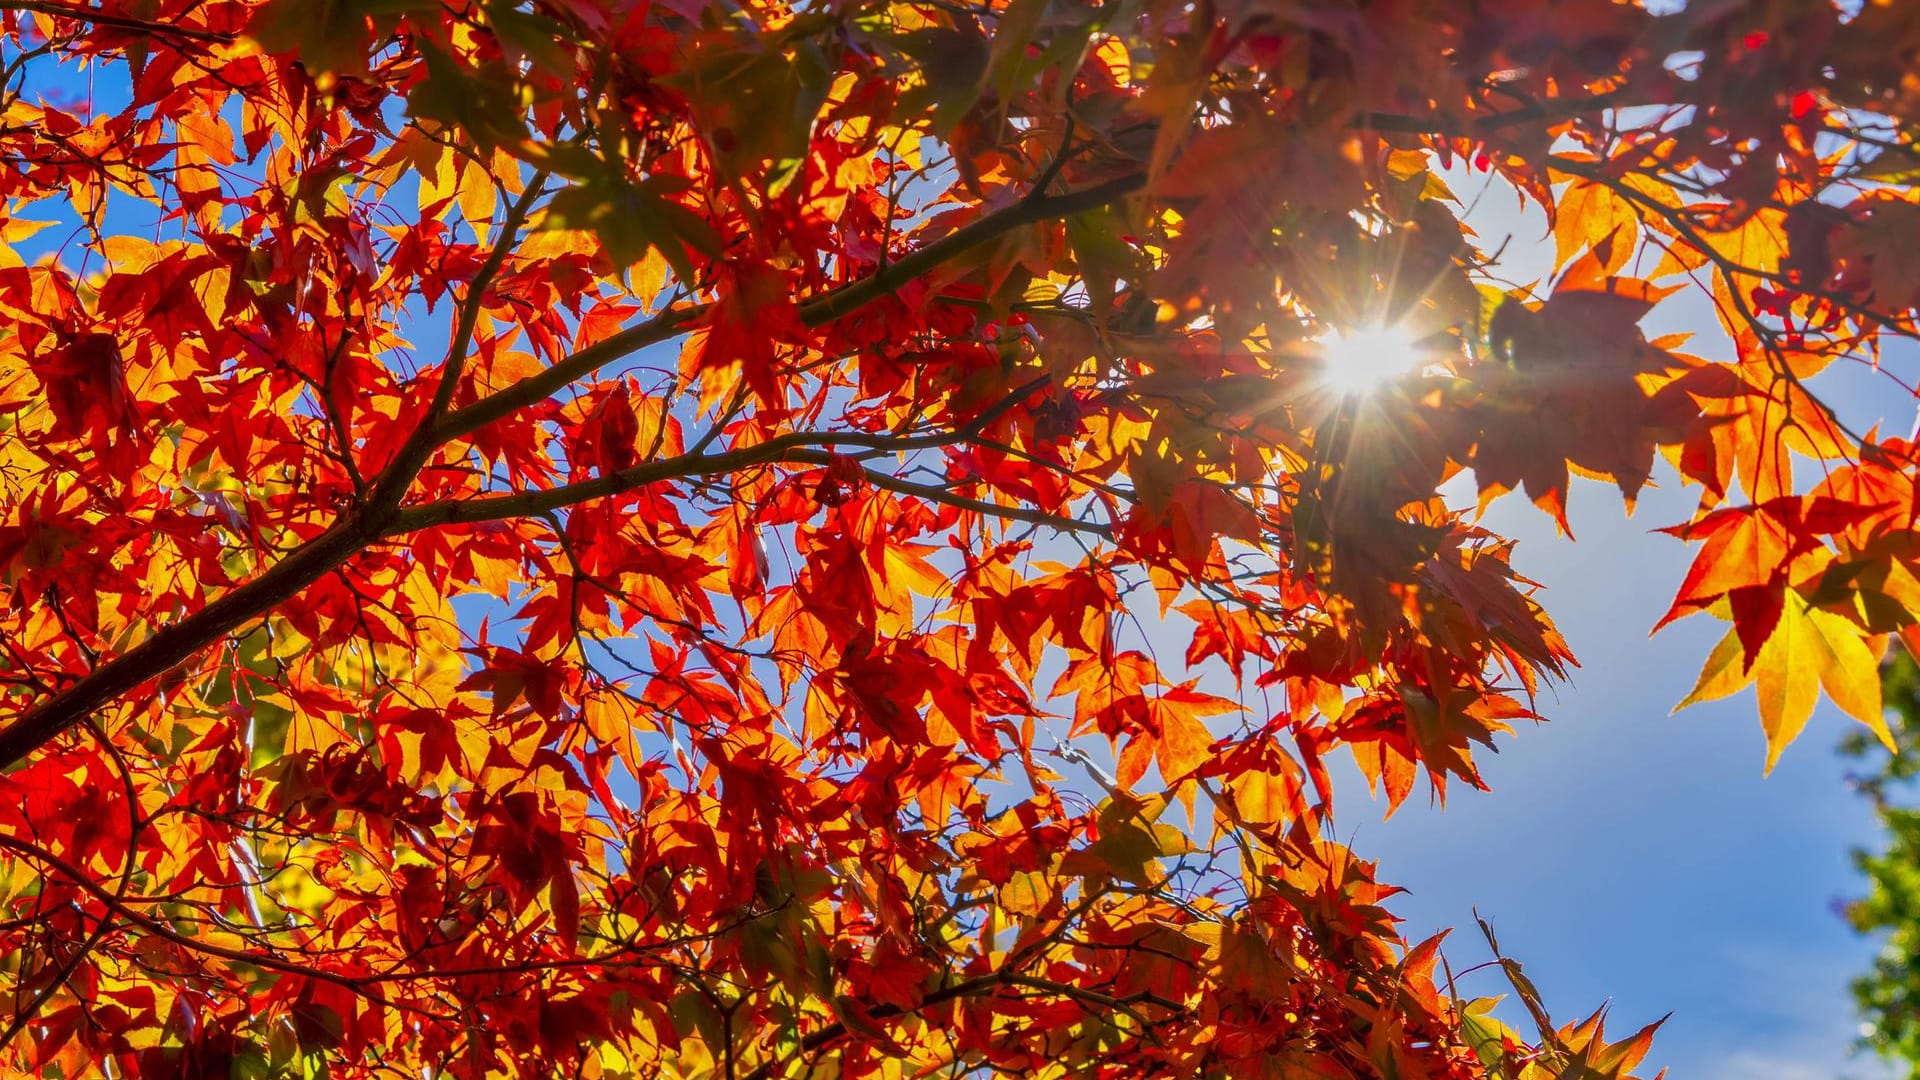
left=1679, top=592, right=1895, bottom=772
left=1830, top=195, right=1920, bottom=313
left=28, top=331, right=143, bottom=473
left=1469, top=285, right=1696, bottom=528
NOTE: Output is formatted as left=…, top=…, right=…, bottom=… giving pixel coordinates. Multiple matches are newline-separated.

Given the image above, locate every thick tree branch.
left=0, top=176, right=1139, bottom=771
left=0, top=521, right=376, bottom=770
left=428, top=173, right=1146, bottom=448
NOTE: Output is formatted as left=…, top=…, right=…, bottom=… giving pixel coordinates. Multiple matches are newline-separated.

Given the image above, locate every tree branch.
left=0, top=174, right=1140, bottom=771
left=733, top=966, right=1187, bottom=1080
left=367, top=170, right=549, bottom=513
left=0, top=520, right=376, bottom=770
left=1353, top=88, right=1630, bottom=138
left=388, top=376, right=1061, bottom=532
left=839, top=460, right=1113, bottom=538
left=3, top=1, right=234, bottom=44
left=0, top=833, right=388, bottom=1002
left=0, top=911, right=112, bottom=1052
left=795, top=172, right=1146, bottom=327
left=737, top=972, right=1005, bottom=1080
left=389, top=439, right=1112, bottom=535
left=386, top=433, right=833, bottom=532
left=428, top=173, right=1146, bottom=448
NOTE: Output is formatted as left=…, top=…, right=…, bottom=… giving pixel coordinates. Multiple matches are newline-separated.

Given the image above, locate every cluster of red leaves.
left=0, top=0, right=1913, bottom=1077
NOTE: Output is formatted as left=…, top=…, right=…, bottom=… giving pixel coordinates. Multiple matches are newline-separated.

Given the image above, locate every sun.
left=1317, top=324, right=1425, bottom=396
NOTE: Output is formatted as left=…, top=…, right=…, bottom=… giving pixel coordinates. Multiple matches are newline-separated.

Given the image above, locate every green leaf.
left=482, top=0, right=577, bottom=76
left=405, top=42, right=530, bottom=153
left=248, top=0, right=436, bottom=80
left=664, top=29, right=835, bottom=177
left=545, top=174, right=716, bottom=281
left=892, top=27, right=991, bottom=137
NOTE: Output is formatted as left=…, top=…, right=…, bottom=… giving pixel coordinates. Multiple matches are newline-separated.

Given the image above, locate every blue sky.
left=1322, top=174, right=1912, bottom=1080
left=1350, top=469, right=1894, bottom=1080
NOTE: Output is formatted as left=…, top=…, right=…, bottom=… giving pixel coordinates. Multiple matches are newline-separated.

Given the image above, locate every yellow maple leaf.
left=1678, top=595, right=1893, bottom=772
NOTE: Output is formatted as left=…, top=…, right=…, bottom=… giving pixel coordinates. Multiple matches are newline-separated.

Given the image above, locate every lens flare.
left=1318, top=324, right=1423, bottom=396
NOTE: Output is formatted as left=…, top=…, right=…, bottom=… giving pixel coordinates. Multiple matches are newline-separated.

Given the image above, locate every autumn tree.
left=2, top=0, right=1920, bottom=1076
left=1844, top=653, right=1920, bottom=1076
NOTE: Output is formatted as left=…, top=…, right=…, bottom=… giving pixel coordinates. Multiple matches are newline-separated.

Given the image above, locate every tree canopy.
left=1845, top=654, right=1920, bottom=1076
left=2, top=0, right=1920, bottom=1076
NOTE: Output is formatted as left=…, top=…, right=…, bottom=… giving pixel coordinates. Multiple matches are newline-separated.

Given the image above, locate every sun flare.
left=1317, top=324, right=1424, bottom=396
